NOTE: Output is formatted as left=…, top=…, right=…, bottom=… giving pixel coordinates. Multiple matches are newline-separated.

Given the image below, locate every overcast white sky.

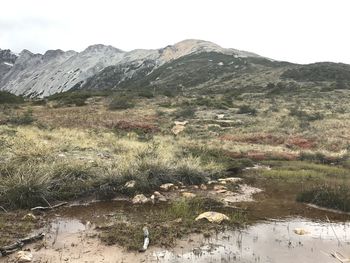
left=0, top=0, right=349, bottom=64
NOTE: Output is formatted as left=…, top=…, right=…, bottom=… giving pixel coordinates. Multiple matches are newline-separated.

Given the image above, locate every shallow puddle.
left=15, top=215, right=349, bottom=263
left=1, top=178, right=350, bottom=262
left=155, top=218, right=350, bottom=263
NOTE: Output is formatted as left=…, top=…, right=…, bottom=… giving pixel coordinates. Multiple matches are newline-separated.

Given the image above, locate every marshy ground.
left=0, top=90, right=350, bottom=262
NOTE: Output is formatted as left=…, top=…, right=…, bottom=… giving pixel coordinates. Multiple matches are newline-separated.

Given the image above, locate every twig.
left=0, top=233, right=45, bottom=257
left=326, top=216, right=342, bottom=246
left=331, top=251, right=350, bottom=263
left=0, top=206, right=7, bottom=213
left=31, top=202, right=67, bottom=212
left=41, top=196, right=52, bottom=208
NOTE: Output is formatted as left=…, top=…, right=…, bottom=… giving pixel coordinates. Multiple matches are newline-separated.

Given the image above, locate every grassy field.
left=0, top=90, right=350, bottom=209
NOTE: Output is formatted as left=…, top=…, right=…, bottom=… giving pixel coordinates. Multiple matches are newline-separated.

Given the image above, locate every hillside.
left=0, top=40, right=260, bottom=97
left=2, top=39, right=350, bottom=99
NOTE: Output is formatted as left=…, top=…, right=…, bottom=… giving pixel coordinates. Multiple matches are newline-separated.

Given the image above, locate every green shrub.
left=137, top=90, right=154, bottom=98
left=0, top=91, right=24, bottom=104
left=195, top=97, right=231, bottom=109
left=7, top=109, right=35, bottom=125
left=237, top=105, right=257, bottom=115
left=0, top=168, right=50, bottom=209
left=31, top=99, right=47, bottom=106
left=289, top=107, right=324, bottom=121
left=109, top=96, right=135, bottom=110
left=47, top=90, right=110, bottom=107
left=172, top=106, right=196, bottom=119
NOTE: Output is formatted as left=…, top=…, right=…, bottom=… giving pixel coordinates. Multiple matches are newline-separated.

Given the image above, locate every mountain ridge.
left=1, top=39, right=350, bottom=98
left=0, top=40, right=263, bottom=97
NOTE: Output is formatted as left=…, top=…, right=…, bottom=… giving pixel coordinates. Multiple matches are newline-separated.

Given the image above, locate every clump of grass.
left=109, top=96, right=135, bottom=110
left=49, top=162, right=96, bottom=199
left=0, top=165, right=51, bottom=208
left=137, top=90, right=154, bottom=98
left=259, top=160, right=349, bottom=181
left=297, top=185, right=350, bottom=212
left=289, top=107, right=324, bottom=122
left=6, top=109, right=36, bottom=125
left=237, top=105, right=257, bottom=115
left=194, top=97, right=231, bottom=109
left=172, top=106, right=196, bottom=119
left=183, top=146, right=253, bottom=176
left=0, top=127, right=225, bottom=209
left=261, top=169, right=321, bottom=180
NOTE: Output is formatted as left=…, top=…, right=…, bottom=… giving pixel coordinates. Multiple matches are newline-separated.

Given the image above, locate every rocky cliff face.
left=0, top=40, right=260, bottom=97
left=0, top=49, right=18, bottom=80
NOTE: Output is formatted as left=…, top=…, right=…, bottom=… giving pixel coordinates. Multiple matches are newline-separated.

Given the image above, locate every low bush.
left=0, top=91, right=24, bottom=104
left=172, top=106, right=196, bottom=119
left=109, top=96, right=135, bottom=110
left=6, top=109, right=36, bottom=125
left=237, top=105, right=257, bottom=115
left=47, top=90, right=110, bottom=107
left=289, top=107, right=324, bottom=121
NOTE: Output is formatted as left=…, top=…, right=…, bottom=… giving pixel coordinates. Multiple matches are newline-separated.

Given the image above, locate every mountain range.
left=1, top=39, right=350, bottom=98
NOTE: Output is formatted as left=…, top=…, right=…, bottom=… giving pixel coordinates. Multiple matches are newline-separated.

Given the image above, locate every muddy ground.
left=1, top=176, right=350, bottom=263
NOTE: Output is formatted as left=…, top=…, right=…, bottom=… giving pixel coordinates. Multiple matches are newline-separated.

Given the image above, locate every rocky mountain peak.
left=82, top=44, right=124, bottom=54
left=43, top=49, right=65, bottom=60
left=0, top=49, right=18, bottom=63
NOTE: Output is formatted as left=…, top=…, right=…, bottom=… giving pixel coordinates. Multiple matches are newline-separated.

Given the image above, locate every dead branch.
left=0, top=232, right=45, bottom=257
left=0, top=206, right=7, bottom=213
left=31, top=202, right=67, bottom=212
left=331, top=251, right=350, bottom=263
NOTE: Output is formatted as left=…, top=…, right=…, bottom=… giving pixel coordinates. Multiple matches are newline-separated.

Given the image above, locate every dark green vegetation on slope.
left=0, top=91, right=24, bottom=104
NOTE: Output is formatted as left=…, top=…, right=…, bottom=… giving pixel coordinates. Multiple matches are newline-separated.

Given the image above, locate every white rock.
left=153, top=191, right=167, bottom=202
left=218, top=177, right=242, bottom=184
left=15, top=251, right=33, bottom=262
left=181, top=192, right=196, bottom=198
left=160, top=183, right=175, bottom=192
left=195, top=212, right=229, bottom=223
left=125, top=180, right=136, bottom=188
left=132, top=194, right=149, bottom=204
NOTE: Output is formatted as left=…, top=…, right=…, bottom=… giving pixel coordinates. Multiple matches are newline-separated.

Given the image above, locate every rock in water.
left=195, top=211, right=229, bottom=224
left=294, top=228, right=309, bottom=235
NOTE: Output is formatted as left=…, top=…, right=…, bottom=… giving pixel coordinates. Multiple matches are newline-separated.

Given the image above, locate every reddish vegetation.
left=285, top=137, right=316, bottom=149
left=219, top=133, right=316, bottom=150
left=219, top=133, right=285, bottom=146
left=105, top=120, right=160, bottom=133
